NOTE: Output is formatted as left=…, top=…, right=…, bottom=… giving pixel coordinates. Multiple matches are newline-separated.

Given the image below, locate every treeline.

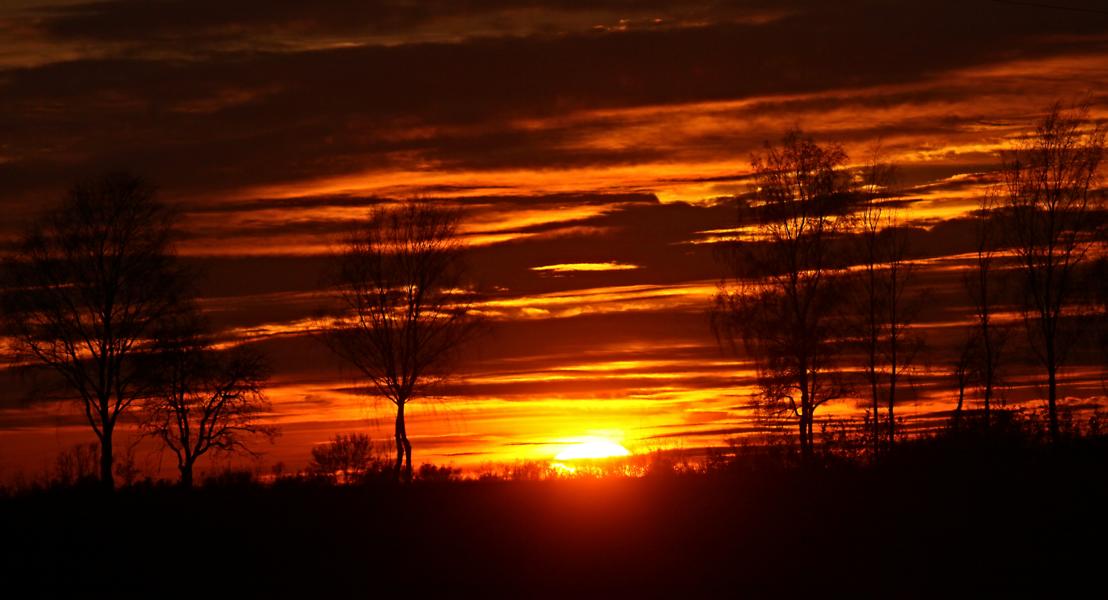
left=0, top=176, right=277, bottom=489
left=6, top=402, right=1106, bottom=497
left=1, top=101, right=1106, bottom=491
left=712, top=101, right=1106, bottom=461
left=1, top=183, right=479, bottom=488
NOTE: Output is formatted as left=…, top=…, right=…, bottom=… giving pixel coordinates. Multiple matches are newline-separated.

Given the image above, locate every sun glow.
left=554, top=438, right=632, bottom=460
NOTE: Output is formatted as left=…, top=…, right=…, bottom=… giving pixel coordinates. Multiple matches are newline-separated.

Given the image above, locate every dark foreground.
left=2, top=441, right=1106, bottom=598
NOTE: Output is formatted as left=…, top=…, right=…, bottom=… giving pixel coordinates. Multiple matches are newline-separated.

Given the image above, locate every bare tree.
left=53, top=442, right=101, bottom=487
left=951, top=332, right=978, bottom=431
left=964, top=193, right=1009, bottom=428
left=325, top=200, right=480, bottom=482
left=1, top=173, right=185, bottom=489
left=713, top=129, right=853, bottom=462
left=854, top=149, right=922, bottom=454
left=142, top=317, right=276, bottom=488
left=878, top=225, right=921, bottom=450
left=857, top=150, right=891, bottom=456
left=308, top=433, right=390, bottom=484
left=1001, top=102, right=1105, bottom=444
left=1096, top=256, right=1108, bottom=394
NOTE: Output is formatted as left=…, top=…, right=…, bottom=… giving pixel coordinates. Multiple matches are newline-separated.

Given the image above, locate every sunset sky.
left=1, top=0, right=1106, bottom=479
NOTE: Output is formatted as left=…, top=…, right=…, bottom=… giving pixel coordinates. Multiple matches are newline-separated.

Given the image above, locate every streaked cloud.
left=531, top=262, right=641, bottom=273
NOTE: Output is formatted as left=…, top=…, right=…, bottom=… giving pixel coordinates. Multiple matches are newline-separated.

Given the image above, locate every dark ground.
left=2, top=439, right=1105, bottom=598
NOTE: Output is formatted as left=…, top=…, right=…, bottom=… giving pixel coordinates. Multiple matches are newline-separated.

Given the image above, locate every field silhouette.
left=3, top=430, right=1104, bottom=597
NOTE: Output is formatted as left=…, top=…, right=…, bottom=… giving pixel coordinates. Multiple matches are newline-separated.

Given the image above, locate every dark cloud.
left=1, top=0, right=1105, bottom=206
left=184, top=194, right=390, bottom=214
left=24, top=0, right=794, bottom=47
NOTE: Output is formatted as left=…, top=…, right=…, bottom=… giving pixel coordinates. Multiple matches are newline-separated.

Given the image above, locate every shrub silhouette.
left=308, top=433, right=393, bottom=484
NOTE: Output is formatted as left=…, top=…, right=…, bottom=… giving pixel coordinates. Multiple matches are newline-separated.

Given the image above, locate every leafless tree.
left=713, top=129, right=853, bottom=462
left=964, top=193, right=1009, bottom=428
left=877, top=225, right=922, bottom=451
left=857, top=149, right=892, bottom=456
left=325, top=200, right=480, bottom=482
left=53, top=442, right=101, bottom=487
left=854, top=148, right=922, bottom=454
left=141, top=317, right=276, bottom=488
left=1096, top=256, right=1108, bottom=394
left=308, top=433, right=390, bottom=484
left=0, top=172, right=186, bottom=490
left=1001, top=102, right=1105, bottom=444
left=951, top=332, right=978, bottom=431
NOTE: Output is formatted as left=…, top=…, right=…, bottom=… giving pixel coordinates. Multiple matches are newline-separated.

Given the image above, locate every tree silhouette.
left=713, top=129, right=853, bottom=462
left=1096, top=256, right=1108, bottom=395
left=325, top=200, right=480, bottom=482
left=951, top=332, right=977, bottom=431
left=141, top=316, right=276, bottom=488
left=308, top=433, right=391, bottom=484
left=1001, top=102, right=1105, bottom=444
left=1, top=173, right=185, bottom=490
left=857, top=149, right=892, bottom=456
left=854, top=148, right=922, bottom=454
left=964, top=192, right=1009, bottom=428
left=52, top=442, right=101, bottom=487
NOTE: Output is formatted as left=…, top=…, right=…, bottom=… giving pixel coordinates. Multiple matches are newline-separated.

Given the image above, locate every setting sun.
left=554, top=438, right=632, bottom=461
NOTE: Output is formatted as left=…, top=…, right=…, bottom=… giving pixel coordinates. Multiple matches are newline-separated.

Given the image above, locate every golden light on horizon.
left=554, top=438, right=632, bottom=461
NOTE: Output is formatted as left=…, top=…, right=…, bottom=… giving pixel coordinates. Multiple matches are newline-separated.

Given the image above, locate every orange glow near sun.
left=554, top=438, right=632, bottom=461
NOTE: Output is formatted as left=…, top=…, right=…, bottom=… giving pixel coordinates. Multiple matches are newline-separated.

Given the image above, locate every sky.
left=1, top=0, right=1107, bottom=479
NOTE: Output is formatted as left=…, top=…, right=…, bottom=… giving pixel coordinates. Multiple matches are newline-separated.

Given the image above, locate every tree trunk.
left=982, top=329, right=992, bottom=430
left=887, top=359, right=897, bottom=450
left=99, top=425, right=114, bottom=491
left=871, top=386, right=879, bottom=459
left=179, top=462, right=194, bottom=489
left=799, top=402, right=814, bottom=463
left=394, top=401, right=406, bottom=481
left=806, top=413, right=814, bottom=456
left=868, top=284, right=880, bottom=459
left=866, top=227, right=881, bottom=461
left=954, top=379, right=965, bottom=431
left=980, top=263, right=992, bottom=431
left=983, top=385, right=991, bottom=430
left=402, top=435, right=413, bottom=483
left=886, top=398, right=894, bottom=451
left=798, top=414, right=810, bottom=462
left=798, top=375, right=812, bottom=462
left=1048, top=362, right=1059, bottom=445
